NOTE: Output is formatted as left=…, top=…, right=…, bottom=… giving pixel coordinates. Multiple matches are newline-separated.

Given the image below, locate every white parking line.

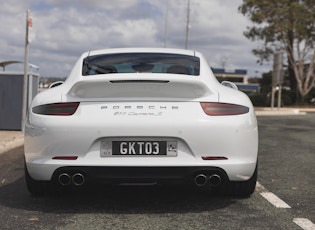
left=257, top=182, right=314, bottom=229
left=255, top=181, right=267, bottom=192
left=256, top=182, right=291, bottom=208
left=260, top=192, right=291, bottom=209
left=293, top=218, right=315, bottom=230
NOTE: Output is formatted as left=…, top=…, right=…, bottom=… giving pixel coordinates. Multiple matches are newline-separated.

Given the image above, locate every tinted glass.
left=82, top=53, right=200, bottom=76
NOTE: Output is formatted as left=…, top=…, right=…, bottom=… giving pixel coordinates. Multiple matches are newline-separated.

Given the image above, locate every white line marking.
left=260, top=192, right=291, bottom=208
left=257, top=182, right=313, bottom=229
left=255, top=182, right=267, bottom=192
left=293, top=218, right=315, bottom=230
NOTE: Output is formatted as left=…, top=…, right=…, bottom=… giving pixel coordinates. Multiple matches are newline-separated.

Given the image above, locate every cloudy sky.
left=0, top=0, right=271, bottom=78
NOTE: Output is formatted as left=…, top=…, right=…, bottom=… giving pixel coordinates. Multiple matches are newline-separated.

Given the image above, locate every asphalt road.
left=0, top=114, right=314, bottom=230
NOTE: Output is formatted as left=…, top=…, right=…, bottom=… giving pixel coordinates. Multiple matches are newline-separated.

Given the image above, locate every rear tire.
left=24, top=164, right=46, bottom=196
left=226, top=162, right=258, bottom=197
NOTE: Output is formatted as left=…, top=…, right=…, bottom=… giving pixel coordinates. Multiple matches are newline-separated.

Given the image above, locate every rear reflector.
left=202, top=156, right=228, bottom=160
left=110, top=80, right=169, bottom=83
left=200, top=102, right=249, bottom=116
left=32, top=102, right=80, bottom=116
left=52, top=156, right=78, bottom=160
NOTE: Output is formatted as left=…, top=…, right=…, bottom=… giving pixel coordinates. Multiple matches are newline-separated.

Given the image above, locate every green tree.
left=239, top=0, right=315, bottom=100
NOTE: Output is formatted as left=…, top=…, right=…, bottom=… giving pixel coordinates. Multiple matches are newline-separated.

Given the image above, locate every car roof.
left=86, top=47, right=198, bottom=57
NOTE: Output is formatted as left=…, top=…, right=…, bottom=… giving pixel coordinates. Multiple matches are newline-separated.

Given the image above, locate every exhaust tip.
left=209, top=174, right=221, bottom=186
left=72, top=173, right=85, bottom=186
left=58, top=173, right=71, bottom=186
left=194, top=174, right=208, bottom=186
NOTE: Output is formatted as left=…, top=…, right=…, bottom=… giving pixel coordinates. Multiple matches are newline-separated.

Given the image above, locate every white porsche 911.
left=24, top=48, right=258, bottom=197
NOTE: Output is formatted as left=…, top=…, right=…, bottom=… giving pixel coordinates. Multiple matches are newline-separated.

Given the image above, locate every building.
left=211, top=68, right=260, bottom=94
left=0, top=61, right=39, bottom=130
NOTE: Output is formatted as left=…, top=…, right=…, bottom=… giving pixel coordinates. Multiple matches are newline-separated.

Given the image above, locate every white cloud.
left=0, top=1, right=29, bottom=61
left=45, top=0, right=139, bottom=10
left=0, top=0, right=270, bottom=77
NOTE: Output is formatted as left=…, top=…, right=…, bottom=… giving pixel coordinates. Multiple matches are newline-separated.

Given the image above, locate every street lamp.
left=185, top=0, right=191, bottom=49
left=164, top=0, right=169, bottom=48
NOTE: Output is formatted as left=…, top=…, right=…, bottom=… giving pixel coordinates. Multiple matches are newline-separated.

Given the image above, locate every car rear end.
left=24, top=48, right=258, bottom=196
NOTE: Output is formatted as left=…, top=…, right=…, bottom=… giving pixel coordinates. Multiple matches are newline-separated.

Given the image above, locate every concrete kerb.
left=255, top=107, right=315, bottom=116
left=0, top=131, right=24, bottom=155
left=255, top=108, right=303, bottom=116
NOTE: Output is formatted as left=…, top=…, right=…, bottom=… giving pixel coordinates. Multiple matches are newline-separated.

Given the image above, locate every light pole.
left=185, top=0, right=190, bottom=49
left=22, top=10, right=31, bottom=132
left=164, top=0, right=169, bottom=48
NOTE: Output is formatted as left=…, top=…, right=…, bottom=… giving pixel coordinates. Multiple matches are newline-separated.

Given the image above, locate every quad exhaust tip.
left=58, top=173, right=71, bottom=186
left=194, top=173, right=222, bottom=187
left=58, top=172, right=85, bottom=186
left=194, top=174, right=208, bottom=186
left=72, top=173, right=85, bottom=186
left=209, top=174, right=221, bottom=186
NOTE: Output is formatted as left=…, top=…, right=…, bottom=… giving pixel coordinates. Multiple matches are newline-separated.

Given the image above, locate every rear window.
left=82, top=53, right=200, bottom=76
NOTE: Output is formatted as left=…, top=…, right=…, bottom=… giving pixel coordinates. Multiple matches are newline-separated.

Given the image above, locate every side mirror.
left=49, top=81, right=64, bottom=89
left=221, top=81, right=238, bottom=90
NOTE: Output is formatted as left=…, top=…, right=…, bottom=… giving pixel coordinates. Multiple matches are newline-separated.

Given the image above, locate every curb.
left=255, top=108, right=307, bottom=116
left=0, top=131, right=24, bottom=155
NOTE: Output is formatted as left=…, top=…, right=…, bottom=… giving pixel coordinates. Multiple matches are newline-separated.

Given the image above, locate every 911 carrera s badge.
left=101, top=105, right=179, bottom=116
left=113, top=112, right=163, bottom=116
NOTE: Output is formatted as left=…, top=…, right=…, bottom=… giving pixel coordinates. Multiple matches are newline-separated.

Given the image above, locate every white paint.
left=260, top=192, right=291, bottom=209
left=255, top=182, right=267, bottom=192
left=293, top=218, right=315, bottom=230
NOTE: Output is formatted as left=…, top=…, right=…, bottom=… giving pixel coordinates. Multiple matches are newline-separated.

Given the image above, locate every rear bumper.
left=26, top=159, right=257, bottom=183
left=51, top=166, right=229, bottom=186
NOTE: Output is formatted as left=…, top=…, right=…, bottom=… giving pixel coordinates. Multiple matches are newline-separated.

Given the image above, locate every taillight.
left=200, top=102, right=249, bottom=116
left=32, top=102, right=80, bottom=116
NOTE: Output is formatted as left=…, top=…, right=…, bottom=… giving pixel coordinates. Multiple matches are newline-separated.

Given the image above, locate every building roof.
left=0, top=61, right=23, bottom=71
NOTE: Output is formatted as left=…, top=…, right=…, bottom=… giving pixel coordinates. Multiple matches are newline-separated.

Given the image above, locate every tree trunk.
left=287, top=5, right=298, bottom=102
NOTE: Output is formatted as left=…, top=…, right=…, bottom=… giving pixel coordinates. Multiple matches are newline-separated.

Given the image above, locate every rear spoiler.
left=66, top=75, right=216, bottom=101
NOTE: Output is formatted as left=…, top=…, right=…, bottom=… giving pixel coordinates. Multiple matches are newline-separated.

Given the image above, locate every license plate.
left=100, top=141, right=177, bottom=157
